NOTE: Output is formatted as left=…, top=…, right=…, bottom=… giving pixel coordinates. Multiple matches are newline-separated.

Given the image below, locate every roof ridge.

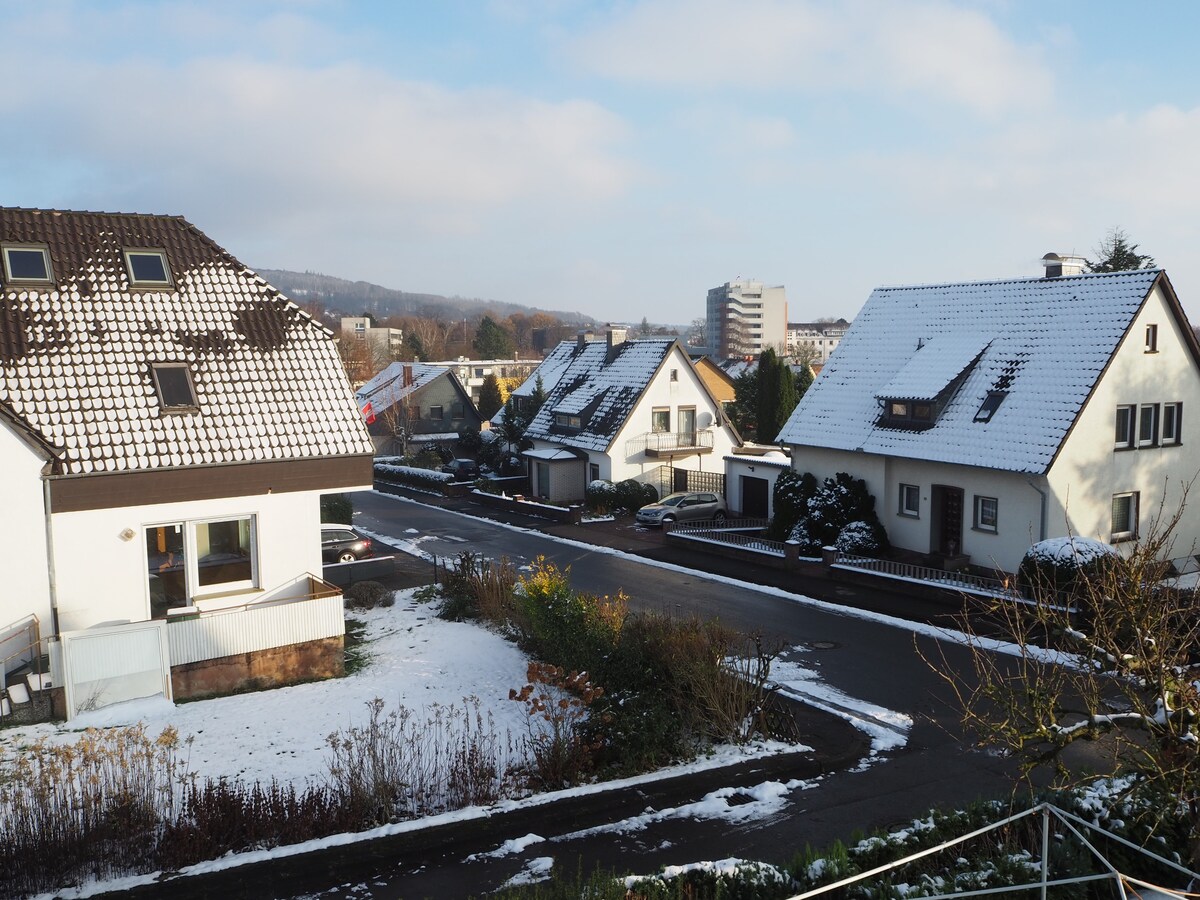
left=876, top=268, right=1161, bottom=293
left=0, top=206, right=188, bottom=220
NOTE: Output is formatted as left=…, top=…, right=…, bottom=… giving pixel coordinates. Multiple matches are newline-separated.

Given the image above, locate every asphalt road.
left=307, top=490, right=1044, bottom=898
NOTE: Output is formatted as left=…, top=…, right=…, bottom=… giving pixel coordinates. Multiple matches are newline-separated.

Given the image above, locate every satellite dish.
left=699, top=411, right=713, bottom=428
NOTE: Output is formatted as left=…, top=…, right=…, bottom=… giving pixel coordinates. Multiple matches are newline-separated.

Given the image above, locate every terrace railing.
left=834, top=551, right=1018, bottom=597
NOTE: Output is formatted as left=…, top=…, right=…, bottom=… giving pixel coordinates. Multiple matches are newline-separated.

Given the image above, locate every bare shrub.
left=325, top=697, right=519, bottom=823
left=439, top=551, right=519, bottom=624
left=509, top=662, right=605, bottom=788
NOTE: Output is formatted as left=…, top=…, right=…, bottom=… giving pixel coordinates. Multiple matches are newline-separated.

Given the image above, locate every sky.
left=4, top=1, right=1200, bottom=325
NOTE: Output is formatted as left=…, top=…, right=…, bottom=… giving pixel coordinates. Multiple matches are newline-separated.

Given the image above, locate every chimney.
left=402, top=364, right=413, bottom=387
left=576, top=329, right=595, bottom=350
left=1041, top=252, right=1086, bottom=278
left=606, top=324, right=628, bottom=349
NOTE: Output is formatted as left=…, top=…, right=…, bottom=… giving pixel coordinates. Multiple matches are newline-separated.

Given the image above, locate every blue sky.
left=4, top=0, right=1200, bottom=325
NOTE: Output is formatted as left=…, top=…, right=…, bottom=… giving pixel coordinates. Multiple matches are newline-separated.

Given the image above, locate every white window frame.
left=651, top=407, right=671, bottom=433
left=973, top=496, right=998, bottom=533
left=1163, top=402, right=1183, bottom=445
left=145, top=514, right=259, bottom=614
left=1145, top=323, right=1159, bottom=352
left=1, top=243, right=53, bottom=283
left=1114, top=405, right=1136, bottom=449
left=1111, top=492, right=1138, bottom=542
left=124, top=248, right=174, bottom=287
left=1138, top=403, right=1159, bottom=447
left=898, top=483, right=920, bottom=518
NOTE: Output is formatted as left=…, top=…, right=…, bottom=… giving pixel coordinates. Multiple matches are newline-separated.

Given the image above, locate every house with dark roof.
left=520, top=327, right=741, bottom=503
left=0, top=208, right=374, bottom=720
left=356, top=362, right=481, bottom=455
left=777, top=257, right=1200, bottom=575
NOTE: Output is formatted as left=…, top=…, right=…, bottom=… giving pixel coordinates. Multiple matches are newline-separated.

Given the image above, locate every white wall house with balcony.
left=777, top=256, right=1200, bottom=577
left=0, top=209, right=374, bottom=722
left=520, top=328, right=741, bottom=503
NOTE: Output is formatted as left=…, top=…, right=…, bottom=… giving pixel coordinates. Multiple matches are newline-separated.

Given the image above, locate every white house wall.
left=0, top=423, right=52, bottom=631
left=789, top=445, right=1046, bottom=573
left=50, top=489, right=324, bottom=633
left=724, top=456, right=790, bottom=518
left=1048, top=283, right=1200, bottom=550
left=610, top=346, right=739, bottom=487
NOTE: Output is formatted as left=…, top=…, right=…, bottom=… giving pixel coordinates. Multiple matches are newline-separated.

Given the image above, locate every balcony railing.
left=627, top=430, right=714, bottom=457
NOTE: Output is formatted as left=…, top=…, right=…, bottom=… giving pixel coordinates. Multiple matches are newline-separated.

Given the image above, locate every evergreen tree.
left=728, top=368, right=759, bottom=438
left=477, top=373, right=504, bottom=420
left=755, top=349, right=780, bottom=442
left=795, top=361, right=814, bottom=400
left=529, top=374, right=548, bottom=416
left=472, top=315, right=514, bottom=359
left=1085, top=227, right=1156, bottom=273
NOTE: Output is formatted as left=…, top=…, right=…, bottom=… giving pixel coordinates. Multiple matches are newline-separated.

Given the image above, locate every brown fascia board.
left=1042, top=271, right=1186, bottom=476
left=0, top=402, right=59, bottom=463
left=47, top=453, right=375, bottom=513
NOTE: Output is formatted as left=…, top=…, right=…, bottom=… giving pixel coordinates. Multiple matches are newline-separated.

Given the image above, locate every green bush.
left=768, top=471, right=887, bottom=555
left=516, top=557, right=625, bottom=674
left=585, top=479, right=617, bottom=514
left=320, top=493, right=353, bottom=524
left=613, top=478, right=658, bottom=513
left=1018, top=536, right=1117, bottom=599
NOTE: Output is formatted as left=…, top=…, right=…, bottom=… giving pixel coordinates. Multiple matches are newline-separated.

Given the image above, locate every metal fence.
left=668, top=520, right=784, bottom=555
left=834, top=551, right=1017, bottom=596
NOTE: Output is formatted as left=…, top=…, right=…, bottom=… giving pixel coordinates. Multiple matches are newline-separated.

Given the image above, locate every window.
left=1163, top=402, right=1183, bottom=445
left=974, top=391, right=1007, bottom=423
left=913, top=403, right=932, bottom=422
left=1145, top=323, right=1159, bottom=352
left=1138, top=403, right=1159, bottom=446
left=589, top=463, right=600, bottom=482
left=429, top=405, right=444, bottom=420
left=1115, top=405, right=1136, bottom=448
left=124, top=249, right=173, bottom=287
left=670, top=368, right=679, bottom=382
left=2, top=244, right=52, bottom=282
left=890, top=401, right=909, bottom=417
left=652, top=408, right=670, bottom=433
left=554, top=412, right=581, bottom=428
left=145, top=515, right=257, bottom=617
left=1112, top=492, right=1138, bottom=541
left=899, top=483, right=920, bottom=518
left=973, top=496, right=998, bottom=533
left=151, top=363, right=197, bottom=410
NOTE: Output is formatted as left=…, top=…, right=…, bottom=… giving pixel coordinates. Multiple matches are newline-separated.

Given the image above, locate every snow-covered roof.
left=511, top=340, right=579, bottom=399
left=876, top=334, right=991, bottom=402
left=0, top=208, right=374, bottom=476
left=356, top=362, right=455, bottom=413
left=523, top=447, right=581, bottom=461
left=778, top=270, right=1169, bottom=474
left=525, top=338, right=677, bottom=452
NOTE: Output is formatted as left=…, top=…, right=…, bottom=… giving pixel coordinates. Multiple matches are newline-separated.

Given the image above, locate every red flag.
left=362, top=401, right=376, bottom=425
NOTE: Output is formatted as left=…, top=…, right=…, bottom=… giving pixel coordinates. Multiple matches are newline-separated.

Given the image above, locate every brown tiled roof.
left=0, top=208, right=374, bottom=476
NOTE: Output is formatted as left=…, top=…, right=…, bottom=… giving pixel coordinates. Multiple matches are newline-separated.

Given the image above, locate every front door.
left=930, top=485, right=964, bottom=556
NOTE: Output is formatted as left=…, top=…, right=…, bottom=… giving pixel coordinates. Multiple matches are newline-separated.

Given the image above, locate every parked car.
left=440, top=458, right=481, bottom=481
left=321, top=525, right=374, bottom=564
left=635, top=491, right=727, bottom=527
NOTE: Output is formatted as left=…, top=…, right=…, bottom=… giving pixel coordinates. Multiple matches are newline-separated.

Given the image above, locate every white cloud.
left=563, top=0, right=1052, bottom=115
left=0, top=56, right=634, bottom=240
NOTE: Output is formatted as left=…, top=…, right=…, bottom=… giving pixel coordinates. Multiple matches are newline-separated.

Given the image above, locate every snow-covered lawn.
left=0, top=591, right=533, bottom=789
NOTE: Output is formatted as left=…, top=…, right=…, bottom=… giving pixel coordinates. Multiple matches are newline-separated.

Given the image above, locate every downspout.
left=42, top=475, right=61, bottom=638
left=1027, top=478, right=1048, bottom=543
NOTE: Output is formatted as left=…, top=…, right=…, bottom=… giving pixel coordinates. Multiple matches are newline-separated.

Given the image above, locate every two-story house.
left=356, top=362, right=481, bottom=455
left=521, top=327, right=741, bottom=503
left=0, top=209, right=374, bottom=720
left=777, top=259, right=1200, bottom=576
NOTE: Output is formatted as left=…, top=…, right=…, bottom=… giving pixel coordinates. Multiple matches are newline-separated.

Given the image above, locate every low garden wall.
left=471, top=490, right=583, bottom=524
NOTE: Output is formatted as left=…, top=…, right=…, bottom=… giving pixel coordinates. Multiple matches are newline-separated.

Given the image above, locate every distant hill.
left=259, top=269, right=593, bottom=324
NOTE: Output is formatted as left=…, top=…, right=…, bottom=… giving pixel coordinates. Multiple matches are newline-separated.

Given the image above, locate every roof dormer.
left=875, top=335, right=990, bottom=431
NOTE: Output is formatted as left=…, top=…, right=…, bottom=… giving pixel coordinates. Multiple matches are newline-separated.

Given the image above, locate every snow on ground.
left=0, top=591, right=533, bottom=789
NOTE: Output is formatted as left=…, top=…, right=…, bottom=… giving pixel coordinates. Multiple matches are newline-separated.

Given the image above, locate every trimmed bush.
left=770, top=471, right=887, bottom=555
left=374, top=462, right=453, bottom=490
left=344, top=581, right=391, bottom=609
left=1018, top=536, right=1118, bottom=599
left=320, top=493, right=353, bottom=525
left=613, top=478, right=658, bottom=513
left=585, top=479, right=617, bottom=514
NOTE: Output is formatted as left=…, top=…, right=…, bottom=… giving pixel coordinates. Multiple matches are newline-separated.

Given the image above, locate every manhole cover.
left=810, top=640, right=839, bottom=650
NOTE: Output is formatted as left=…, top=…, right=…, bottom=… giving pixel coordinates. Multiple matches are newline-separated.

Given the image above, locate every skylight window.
left=125, top=249, right=173, bottom=287
left=152, top=363, right=197, bottom=411
left=2, top=244, right=52, bottom=282
left=974, top=391, right=1007, bottom=422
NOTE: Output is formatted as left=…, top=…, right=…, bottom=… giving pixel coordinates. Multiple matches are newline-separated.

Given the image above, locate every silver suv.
left=636, top=491, right=727, bottom=527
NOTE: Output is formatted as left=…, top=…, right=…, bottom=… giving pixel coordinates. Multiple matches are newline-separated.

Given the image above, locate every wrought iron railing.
left=668, top=520, right=784, bottom=555
left=626, top=430, right=714, bottom=456
left=834, top=552, right=1017, bottom=596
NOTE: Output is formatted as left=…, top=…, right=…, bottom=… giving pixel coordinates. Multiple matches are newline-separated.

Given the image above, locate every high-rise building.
left=705, top=280, right=787, bottom=358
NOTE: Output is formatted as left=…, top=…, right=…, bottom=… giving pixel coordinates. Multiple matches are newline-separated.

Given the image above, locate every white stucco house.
left=777, top=259, right=1200, bottom=576
left=0, top=208, right=374, bottom=720
left=519, top=328, right=741, bottom=503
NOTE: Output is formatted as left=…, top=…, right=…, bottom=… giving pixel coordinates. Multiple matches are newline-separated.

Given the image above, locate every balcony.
left=627, top=430, right=714, bottom=458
